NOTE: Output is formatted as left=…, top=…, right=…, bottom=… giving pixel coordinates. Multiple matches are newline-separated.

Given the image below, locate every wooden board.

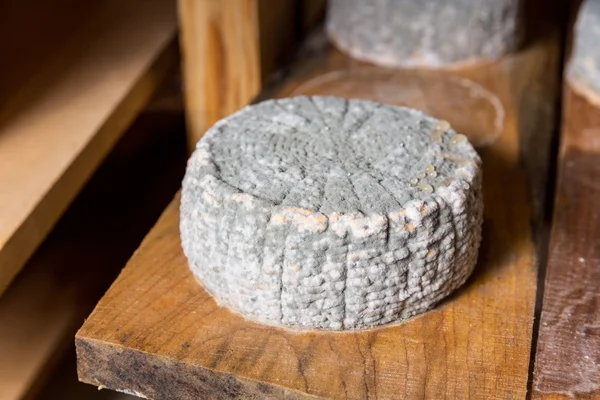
left=0, top=0, right=177, bottom=296
left=531, top=87, right=600, bottom=399
left=0, top=101, right=187, bottom=400
left=75, top=4, right=563, bottom=397
left=531, top=2, right=600, bottom=397
left=178, top=0, right=261, bottom=150
left=178, top=0, right=299, bottom=149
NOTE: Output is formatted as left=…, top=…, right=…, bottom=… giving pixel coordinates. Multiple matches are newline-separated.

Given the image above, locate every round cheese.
left=327, top=0, right=523, bottom=68
left=181, top=96, right=483, bottom=330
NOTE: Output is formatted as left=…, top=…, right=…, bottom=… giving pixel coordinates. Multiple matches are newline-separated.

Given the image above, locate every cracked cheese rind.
left=326, top=0, right=523, bottom=69
left=181, top=96, right=483, bottom=330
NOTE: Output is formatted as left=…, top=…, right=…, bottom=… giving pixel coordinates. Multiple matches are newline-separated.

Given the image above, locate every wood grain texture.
left=0, top=0, right=177, bottom=296
left=531, top=2, right=600, bottom=398
left=178, top=0, right=261, bottom=150
left=0, top=103, right=187, bottom=400
left=178, top=0, right=299, bottom=150
left=76, top=7, right=562, bottom=398
left=531, top=87, right=600, bottom=400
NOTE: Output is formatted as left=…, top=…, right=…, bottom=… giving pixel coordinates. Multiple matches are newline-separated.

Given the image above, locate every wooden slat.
left=0, top=0, right=177, bottom=296
left=178, top=0, right=299, bottom=149
left=531, top=2, right=600, bottom=397
left=531, top=88, right=600, bottom=400
left=0, top=103, right=187, bottom=400
left=75, top=5, right=563, bottom=398
left=178, top=0, right=261, bottom=150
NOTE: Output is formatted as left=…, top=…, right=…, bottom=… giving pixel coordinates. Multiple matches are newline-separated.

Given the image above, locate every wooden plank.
left=531, top=86, right=600, bottom=400
left=75, top=5, right=563, bottom=397
left=178, top=0, right=299, bottom=149
left=531, top=2, right=600, bottom=398
left=178, top=0, right=261, bottom=150
left=0, top=102, right=187, bottom=400
left=0, top=0, right=178, bottom=296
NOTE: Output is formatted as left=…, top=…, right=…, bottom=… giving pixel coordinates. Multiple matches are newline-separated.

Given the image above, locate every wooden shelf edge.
left=0, top=0, right=178, bottom=295
left=76, top=335, right=316, bottom=400
left=531, top=85, right=600, bottom=400
left=0, top=94, right=187, bottom=400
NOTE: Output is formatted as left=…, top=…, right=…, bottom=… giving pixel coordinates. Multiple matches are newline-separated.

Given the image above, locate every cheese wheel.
left=181, top=96, right=483, bottom=330
left=568, top=0, right=600, bottom=107
left=327, top=0, right=524, bottom=68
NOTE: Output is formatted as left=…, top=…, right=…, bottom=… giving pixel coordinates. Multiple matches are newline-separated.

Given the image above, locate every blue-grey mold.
left=327, top=0, right=523, bottom=68
left=181, top=96, right=483, bottom=330
left=568, top=0, right=600, bottom=106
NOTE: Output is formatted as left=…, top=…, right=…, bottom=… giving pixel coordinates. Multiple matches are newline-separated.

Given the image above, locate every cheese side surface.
left=181, top=96, right=483, bottom=330
left=327, top=0, right=523, bottom=69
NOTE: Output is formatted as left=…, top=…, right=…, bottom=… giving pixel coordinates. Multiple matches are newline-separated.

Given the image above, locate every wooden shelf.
left=75, top=3, right=563, bottom=398
left=0, top=0, right=178, bottom=295
left=0, top=100, right=187, bottom=400
left=531, top=87, right=600, bottom=400
left=532, top=2, right=600, bottom=397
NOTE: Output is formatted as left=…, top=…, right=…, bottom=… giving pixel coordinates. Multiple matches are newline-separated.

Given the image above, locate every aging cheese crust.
left=181, top=96, right=483, bottom=330
left=327, top=0, right=523, bottom=69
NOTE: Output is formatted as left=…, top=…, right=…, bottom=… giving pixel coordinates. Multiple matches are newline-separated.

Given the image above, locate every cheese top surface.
left=192, top=96, right=480, bottom=215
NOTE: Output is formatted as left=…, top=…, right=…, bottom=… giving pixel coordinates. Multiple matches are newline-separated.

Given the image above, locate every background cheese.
left=568, top=0, right=600, bottom=107
left=327, top=0, right=524, bottom=68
